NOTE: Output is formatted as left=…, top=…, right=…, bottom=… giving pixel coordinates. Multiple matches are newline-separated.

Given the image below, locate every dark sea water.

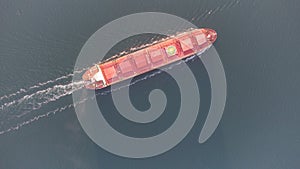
left=1, top=0, right=300, bottom=168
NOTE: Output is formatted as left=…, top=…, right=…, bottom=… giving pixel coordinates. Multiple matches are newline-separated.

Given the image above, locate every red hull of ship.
left=82, top=28, right=217, bottom=90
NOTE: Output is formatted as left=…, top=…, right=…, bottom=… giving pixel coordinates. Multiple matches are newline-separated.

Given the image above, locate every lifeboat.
left=82, top=28, right=217, bottom=90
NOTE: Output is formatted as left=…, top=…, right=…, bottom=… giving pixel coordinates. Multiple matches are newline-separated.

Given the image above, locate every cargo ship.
left=82, top=28, right=217, bottom=90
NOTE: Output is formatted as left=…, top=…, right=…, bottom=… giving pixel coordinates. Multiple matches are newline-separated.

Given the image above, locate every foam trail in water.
left=0, top=80, right=85, bottom=121
left=0, top=67, right=89, bottom=103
